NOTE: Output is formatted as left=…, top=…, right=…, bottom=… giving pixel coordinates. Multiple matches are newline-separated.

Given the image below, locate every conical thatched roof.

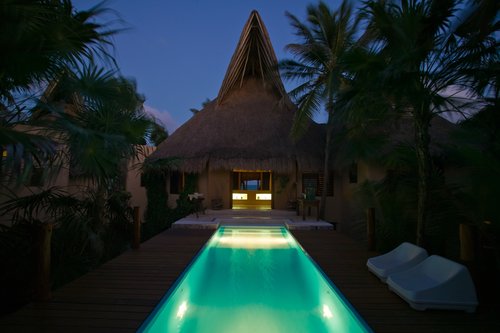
left=217, top=10, right=289, bottom=105
left=149, top=11, right=325, bottom=173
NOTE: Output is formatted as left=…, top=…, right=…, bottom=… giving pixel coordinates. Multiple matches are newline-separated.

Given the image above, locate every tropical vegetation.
left=342, top=0, right=498, bottom=248
left=0, top=0, right=498, bottom=316
left=280, top=0, right=361, bottom=219
left=0, top=0, right=172, bottom=314
left=282, top=0, right=498, bottom=258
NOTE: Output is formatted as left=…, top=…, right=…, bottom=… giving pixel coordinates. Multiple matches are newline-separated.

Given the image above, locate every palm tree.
left=342, top=0, right=498, bottom=246
left=280, top=0, right=361, bottom=218
left=0, top=65, right=151, bottom=301
left=0, top=1, right=150, bottom=303
left=0, top=0, right=117, bottom=94
left=45, top=65, right=152, bottom=230
left=189, top=98, right=211, bottom=116
left=0, top=0, right=119, bottom=184
left=148, top=122, right=169, bottom=146
left=49, top=66, right=149, bottom=182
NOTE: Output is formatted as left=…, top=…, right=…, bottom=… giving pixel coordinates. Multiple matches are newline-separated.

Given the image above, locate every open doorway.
left=231, top=170, right=272, bottom=209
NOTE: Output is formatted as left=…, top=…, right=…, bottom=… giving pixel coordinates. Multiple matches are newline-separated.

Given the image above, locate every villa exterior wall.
left=272, top=169, right=298, bottom=210
left=166, top=170, right=230, bottom=210
left=125, top=146, right=156, bottom=221
left=333, top=162, right=386, bottom=237
left=166, top=168, right=304, bottom=212
left=161, top=161, right=388, bottom=235
left=207, top=169, right=231, bottom=209
left=323, top=171, right=344, bottom=227
left=197, top=171, right=209, bottom=202
left=167, top=193, right=179, bottom=209
left=1, top=145, right=156, bottom=226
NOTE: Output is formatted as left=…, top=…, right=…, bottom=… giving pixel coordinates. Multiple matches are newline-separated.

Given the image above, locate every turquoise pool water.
left=138, top=226, right=372, bottom=333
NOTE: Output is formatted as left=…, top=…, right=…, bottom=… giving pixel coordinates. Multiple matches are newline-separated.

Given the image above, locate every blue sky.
left=72, top=0, right=349, bottom=133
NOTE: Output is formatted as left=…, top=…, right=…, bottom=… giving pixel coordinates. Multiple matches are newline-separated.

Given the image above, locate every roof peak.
left=216, top=10, right=288, bottom=104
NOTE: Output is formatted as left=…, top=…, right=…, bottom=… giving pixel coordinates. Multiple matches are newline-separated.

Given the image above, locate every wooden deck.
left=293, top=230, right=498, bottom=333
left=0, top=228, right=498, bottom=332
left=0, top=228, right=214, bottom=333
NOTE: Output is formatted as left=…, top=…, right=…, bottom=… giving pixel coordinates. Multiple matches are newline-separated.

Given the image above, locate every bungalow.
left=148, top=10, right=456, bottom=232
left=150, top=11, right=333, bottom=216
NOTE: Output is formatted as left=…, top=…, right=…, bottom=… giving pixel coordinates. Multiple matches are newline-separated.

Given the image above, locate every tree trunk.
left=367, top=207, right=376, bottom=250
left=35, top=222, right=53, bottom=301
left=132, top=206, right=141, bottom=249
left=414, top=112, right=431, bottom=247
left=459, top=223, right=476, bottom=262
left=319, top=112, right=334, bottom=219
left=94, top=184, right=107, bottom=230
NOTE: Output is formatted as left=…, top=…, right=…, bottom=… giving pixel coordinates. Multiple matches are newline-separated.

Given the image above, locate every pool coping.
left=172, top=209, right=335, bottom=230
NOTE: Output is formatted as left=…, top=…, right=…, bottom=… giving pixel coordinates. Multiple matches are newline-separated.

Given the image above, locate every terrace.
left=0, top=210, right=497, bottom=332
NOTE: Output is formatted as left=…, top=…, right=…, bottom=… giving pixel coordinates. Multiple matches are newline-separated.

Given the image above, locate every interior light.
left=232, top=193, right=248, bottom=200
left=322, top=304, right=333, bottom=318
left=177, top=301, right=188, bottom=319
left=256, top=193, right=272, bottom=200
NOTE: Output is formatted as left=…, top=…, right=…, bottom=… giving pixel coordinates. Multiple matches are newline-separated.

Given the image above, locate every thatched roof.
left=217, top=10, right=289, bottom=105
left=149, top=11, right=325, bottom=173
left=381, top=113, right=457, bottom=151
left=331, top=113, right=457, bottom=168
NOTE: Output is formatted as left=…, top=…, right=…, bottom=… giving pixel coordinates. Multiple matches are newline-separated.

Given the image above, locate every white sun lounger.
left=366, top=242, right=428, bottom=282
left=387, top=255, right=478, bottom=313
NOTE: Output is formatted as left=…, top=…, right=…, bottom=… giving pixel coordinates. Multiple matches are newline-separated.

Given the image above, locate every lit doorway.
left=231, top=170, right=272, bottom=209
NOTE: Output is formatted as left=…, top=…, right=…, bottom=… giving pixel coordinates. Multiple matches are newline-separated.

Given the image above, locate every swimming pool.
left=138, top=226, right=372, bottom=332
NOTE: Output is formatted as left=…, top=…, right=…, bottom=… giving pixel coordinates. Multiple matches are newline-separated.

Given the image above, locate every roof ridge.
left=216, top=10, right=288, bottom=105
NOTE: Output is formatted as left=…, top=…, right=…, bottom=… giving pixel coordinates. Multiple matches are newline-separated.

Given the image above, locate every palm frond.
left=0, top=186, right=79, bottom=224
left=291, top=86, right=323, bottom=139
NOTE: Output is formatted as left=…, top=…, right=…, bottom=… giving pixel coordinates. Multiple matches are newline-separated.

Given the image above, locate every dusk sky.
left=72, top=0, right=349, bottom=134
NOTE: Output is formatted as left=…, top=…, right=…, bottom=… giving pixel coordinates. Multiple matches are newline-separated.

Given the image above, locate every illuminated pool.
left=138, top=226, right=372, bottom=332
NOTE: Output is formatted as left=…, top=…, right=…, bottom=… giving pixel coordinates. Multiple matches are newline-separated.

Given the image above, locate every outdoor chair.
left=367, top=242, right=428, bottom=282
left=387, top=255, right=478, bottom=313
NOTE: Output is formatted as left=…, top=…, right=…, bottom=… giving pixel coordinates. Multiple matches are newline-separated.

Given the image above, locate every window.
left=302, top=173, right=318, bottom=196
left=302, top=171, right=334, bottom=197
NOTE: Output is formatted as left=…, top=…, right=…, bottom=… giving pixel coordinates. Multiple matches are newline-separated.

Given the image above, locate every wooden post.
left=459, top=223, right=475, bottom=262
left=367, top=207, right=376, bottom=251
left=35, top=222, right=53, bottom=301
left=132, top=206, right=141, bottom=249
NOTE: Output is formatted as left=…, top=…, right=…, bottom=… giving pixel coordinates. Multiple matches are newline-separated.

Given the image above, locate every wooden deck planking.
left=292, top=230, right=499, bottom=333
left=0, top=227, right=498, bottom=332
left=0, top=228, right=214, bottom=333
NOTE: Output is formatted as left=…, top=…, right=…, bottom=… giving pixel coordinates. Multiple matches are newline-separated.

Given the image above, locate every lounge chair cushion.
left=367, top=242, right=428, bottom=282
left=387, top=255, right=478, bottom=313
